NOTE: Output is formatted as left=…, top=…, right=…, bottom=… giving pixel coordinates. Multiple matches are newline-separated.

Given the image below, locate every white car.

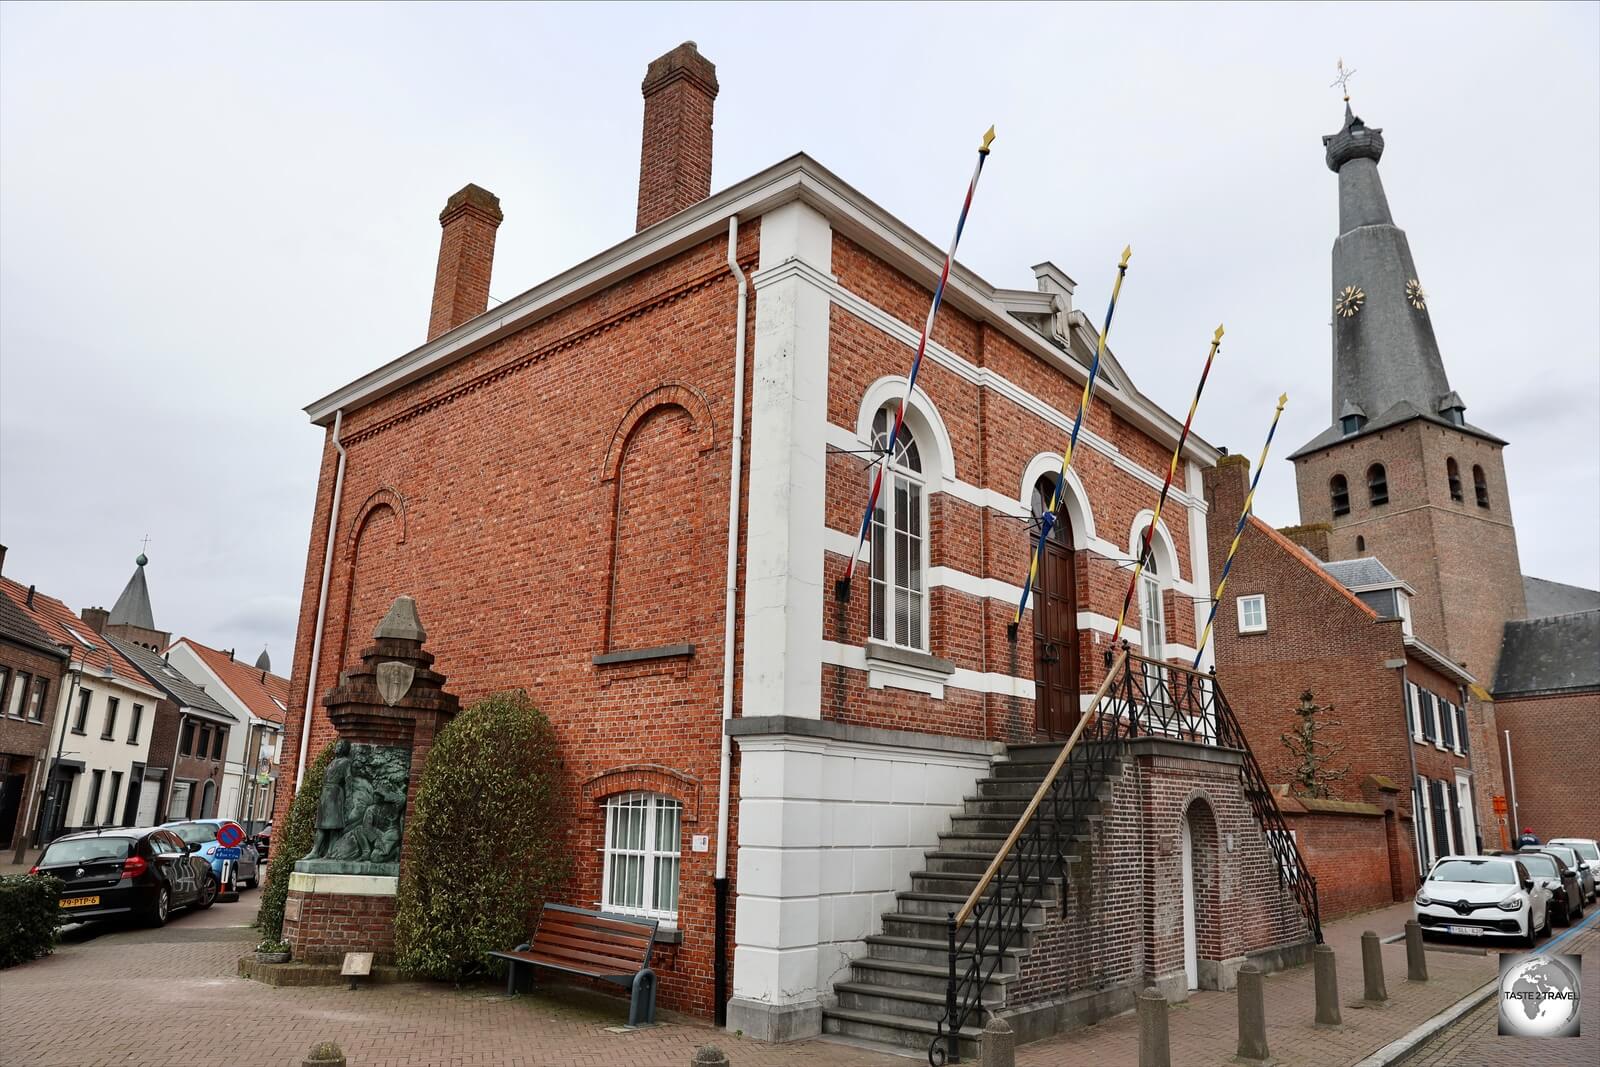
left=1415, top=855, right=1551, bottom=947
left=1546, top=838, right=1600, bottom=902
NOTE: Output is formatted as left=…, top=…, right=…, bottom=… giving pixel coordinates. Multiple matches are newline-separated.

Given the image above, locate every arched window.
left=1030, top=474, right=1073, bottom=545
left=601, top=792, right=681, bottom=923
left=1447, top=458, right=1463, bottom=502
left=1356, top=535, right=1366, bottom=553
left=869, top=406, right=927, bottom=650
left=199, top=779, right=217, bottom=819
left=1330, top=475, right=1350, bottom=517
left=1473, top=465, right=1489, bottom=509
left=1138, top=530, right=1165, bottom=659
left=1367, top=463, right=1389, bottom=506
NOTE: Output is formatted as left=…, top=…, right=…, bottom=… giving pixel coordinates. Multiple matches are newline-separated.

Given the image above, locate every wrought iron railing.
left=929, top=648, right=1320, bottom=1065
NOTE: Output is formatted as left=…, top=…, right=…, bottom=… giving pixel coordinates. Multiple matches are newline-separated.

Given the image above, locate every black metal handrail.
left=929, top=649, right=1321, bottom=1065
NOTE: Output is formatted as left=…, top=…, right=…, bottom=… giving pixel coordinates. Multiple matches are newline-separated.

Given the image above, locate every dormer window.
left=1340, top=413, right=1366, bottom=436
left=1367, top=463, right=1389, bottom=507
left=1330, top=475, right=1350, bottom=517
left=1441, top=406, right=1465, bottom=427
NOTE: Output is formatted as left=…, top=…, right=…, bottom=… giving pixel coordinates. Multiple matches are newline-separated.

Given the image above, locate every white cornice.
left=304, top=154, right=1219, bottom=466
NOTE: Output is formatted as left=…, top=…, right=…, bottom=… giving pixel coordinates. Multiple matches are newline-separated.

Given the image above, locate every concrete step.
left=835, top=981, right=1004, bottom=1024
left=948, top=813, right=1097, bottom=835
left=909, top=869, right=1062, bottom=901
left=860, top=933, right=1025, bottom=973
left=849, top=955, right=1017, bottom=997
left=879, top=910, right=1043, bottom=944
left=821, top=1007, right=982, bottom=1060
left=894, top=891, right=1046, bottom=924
left=962, top=793, right=1107, bottom=817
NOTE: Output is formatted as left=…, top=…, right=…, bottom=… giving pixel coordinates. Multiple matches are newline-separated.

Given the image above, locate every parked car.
left=1414, top=854, right=1551, bottom=947
left=30, top=827, right=216, bottom=926
left=1495, top=849, right=1583, bottom=925
left=251, top=820, right=273, bottom=864
left=162, top=819, right=261, bottom=889
left=1531, top=843, right=1596, bottom=904
left=1546, top=838, right=1600, bottom=898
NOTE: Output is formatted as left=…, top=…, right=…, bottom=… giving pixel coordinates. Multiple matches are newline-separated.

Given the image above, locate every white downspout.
left=295, top=409, right=347, bottom=790
left=717, top=217, right=747, bottom=881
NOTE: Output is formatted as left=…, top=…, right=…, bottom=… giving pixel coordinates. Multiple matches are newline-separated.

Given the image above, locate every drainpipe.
left=714, top=215, right=748, bottom=1028
left=295, top=410, right=347, bottom=790
left=1503, top=729, right=1520, bottom=842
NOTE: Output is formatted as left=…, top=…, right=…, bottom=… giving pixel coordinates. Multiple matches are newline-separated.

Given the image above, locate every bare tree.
left=1280, top=690, right=1349, bottom=799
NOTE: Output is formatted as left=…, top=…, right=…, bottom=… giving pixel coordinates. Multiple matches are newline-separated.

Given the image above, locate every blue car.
left=162, top=820, right=261, bottom=889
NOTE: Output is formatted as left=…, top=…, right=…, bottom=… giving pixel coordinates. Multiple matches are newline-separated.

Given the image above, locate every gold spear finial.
left=1119, top=245, right=1132, bottom=268
left=1332, top=58, right=1356, bottom=103
left=980, top=126, right=997, bottom=153
left=1277, top=392, right=1289, bottom=410
left=1213, top=324, right=1225, bottom=343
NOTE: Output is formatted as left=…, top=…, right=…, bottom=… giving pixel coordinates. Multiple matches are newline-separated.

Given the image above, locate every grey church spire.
left=108, top=551, right=156, bottom=630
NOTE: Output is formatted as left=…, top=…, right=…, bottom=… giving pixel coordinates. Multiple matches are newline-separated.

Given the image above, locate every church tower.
left=1289, top=100, right=1527, bottom=683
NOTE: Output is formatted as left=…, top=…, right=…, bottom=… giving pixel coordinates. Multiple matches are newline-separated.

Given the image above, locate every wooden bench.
left=489, top=903, right=659, bottom=1026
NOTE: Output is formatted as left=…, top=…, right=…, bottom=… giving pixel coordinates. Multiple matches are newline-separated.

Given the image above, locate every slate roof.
left=0, top=586, right=68, bottom=659
left=1523, top=576, right=1600, bottom=621
left=1321, top=557, right=1405, bottom=591
left=105, top=635, right=236, bottom=723
left=0, top=576, right=154, bottom=693
left=1249, top=518, right=1378, bottom=619
left=170, top=638, right=289, bottom=725
left=107, top=558, right=156, bottom=630
left=1290, top=400, right=1505, bottom=459
left=1494, top=610, right=1600, bottom=697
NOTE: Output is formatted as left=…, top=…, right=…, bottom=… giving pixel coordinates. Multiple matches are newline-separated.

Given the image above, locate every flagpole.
left=838, top=126, right=996, bottom=600
left=1111, top=325, right=1224, bottom=655
left=1192, top=394, right=1288, bottom=668
left=1010, top=246, right=1132, bottom=632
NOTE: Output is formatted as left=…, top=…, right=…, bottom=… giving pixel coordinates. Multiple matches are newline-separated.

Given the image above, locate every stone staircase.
left=821, top=741, right=1120, bottom=1057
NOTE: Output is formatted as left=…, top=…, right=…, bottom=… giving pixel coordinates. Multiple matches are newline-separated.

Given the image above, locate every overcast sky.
left=2, top=2, right=1596, bottom=665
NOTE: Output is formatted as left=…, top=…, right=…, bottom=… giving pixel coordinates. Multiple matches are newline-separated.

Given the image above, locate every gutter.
left=713, top=215, right=748, bottom=1028
left=295, top=410, right=347, bottom=790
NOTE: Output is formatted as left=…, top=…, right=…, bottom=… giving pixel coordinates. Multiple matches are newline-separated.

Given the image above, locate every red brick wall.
left=1496, top=690, right=1600, bottom=842
left=1281, top=806, right=1395, bottom=919
left=284, top=889, right=398, bottom=963
left=0, top=638, right=68, bottom=847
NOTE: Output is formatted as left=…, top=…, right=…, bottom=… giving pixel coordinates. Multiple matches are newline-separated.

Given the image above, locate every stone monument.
left=282, top=596, right=460, bottom=964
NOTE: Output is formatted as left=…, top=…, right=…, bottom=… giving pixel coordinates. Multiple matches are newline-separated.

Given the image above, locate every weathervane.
left=1331, top=58, right=1356, bottom=103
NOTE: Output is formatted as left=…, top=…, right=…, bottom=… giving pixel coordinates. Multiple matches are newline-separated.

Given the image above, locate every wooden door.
left=1033, top=536, right=1080, bottom=738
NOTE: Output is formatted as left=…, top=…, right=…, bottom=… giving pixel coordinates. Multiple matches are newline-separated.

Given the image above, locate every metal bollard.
left=1313, top=943, right=1343, bottom=1027
left=691, top=1045, right=730, bottom=1067
left=1236, top=963, right=1269, bottom=1062
left=1405, top=920, right=1429, bottom=982
left=1361, top=930, right=1388, bottom=1003
left=1137, top=986, right=1170, bottom=1067
left=979, top=1014, right=1015, bottom=1067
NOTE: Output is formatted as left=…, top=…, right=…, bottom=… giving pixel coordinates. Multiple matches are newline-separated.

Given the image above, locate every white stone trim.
left=852, top=376, right=955, bottom=485
left=287, top=872, right=398, bottom=897
left=820, top=640, right=1034, bottom=700
left=1018, top=453, right=1098, bottom=548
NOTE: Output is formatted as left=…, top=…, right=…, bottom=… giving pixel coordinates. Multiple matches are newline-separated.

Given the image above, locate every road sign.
left=215, top=821, right=245, bottom=848
left=215, top=847, right=241, bottom=860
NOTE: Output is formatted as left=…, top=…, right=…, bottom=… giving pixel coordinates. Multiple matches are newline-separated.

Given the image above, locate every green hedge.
left=396, top=691, right=569, bottom=983
left=255, top=742, right=333, bottom=940
left=0, top=874, right=62, bottom=968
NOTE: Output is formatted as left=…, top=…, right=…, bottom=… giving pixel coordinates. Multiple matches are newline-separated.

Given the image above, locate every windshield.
left=168, top=823, right=217, bottom=846
left=1539, top=846, right=1579, bottom=868
left=1553, top=840, right=1599, bottom=862
left=1430, top=859, right=1516, bottom=885
left=1518, top=854, right=1557, bottom=879
left=41, top=837, right=134, bottom=866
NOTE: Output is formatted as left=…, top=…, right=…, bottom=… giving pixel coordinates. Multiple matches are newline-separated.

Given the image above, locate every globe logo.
left=1498, top=953, right=1581, bottom=1037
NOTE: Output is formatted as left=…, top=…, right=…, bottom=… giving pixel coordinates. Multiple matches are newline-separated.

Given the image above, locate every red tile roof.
left=169, top=638, right=289, bottom=725
left=0, top=576, right=158, bottom=693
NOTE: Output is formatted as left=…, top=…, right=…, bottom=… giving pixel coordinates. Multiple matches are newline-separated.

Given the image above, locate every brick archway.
left=1182, top=794, right=1224, bottom=986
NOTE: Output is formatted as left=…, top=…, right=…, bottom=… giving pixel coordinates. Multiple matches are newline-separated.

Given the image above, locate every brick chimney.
left=427, top=183, right=504, bottom=341
left=1278, top=523, right=1333, bottom=561
left=81, top=606, right=109, bottom=634
left=636, top=42, right=719, bottom=231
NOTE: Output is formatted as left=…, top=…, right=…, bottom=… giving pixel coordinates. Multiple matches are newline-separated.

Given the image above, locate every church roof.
left=1522, top=575, right=1600, bottom=621
left=1494, top=610, right=1600, bottom=697
left=107, top=554, right=156, bottom=630
left=1289, top=399, right=1505, bottom=459
left=105, top=636, right=236, bottom=724
left=254, top=647, right=271, bottom=671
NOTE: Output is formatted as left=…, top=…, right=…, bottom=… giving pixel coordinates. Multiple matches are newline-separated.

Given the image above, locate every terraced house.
left=275, top=42, right=1319, bottom=1054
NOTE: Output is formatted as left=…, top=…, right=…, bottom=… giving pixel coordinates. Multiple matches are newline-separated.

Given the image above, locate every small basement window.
left=1237, top=595, right=1267, bottom=634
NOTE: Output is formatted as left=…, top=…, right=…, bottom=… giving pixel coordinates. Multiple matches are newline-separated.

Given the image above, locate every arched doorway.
left=199, top=779, right=217, bottom=819
left=1030, top=473, right=1079, bottom=738
left=1181, top=815, right=1198, bottom=989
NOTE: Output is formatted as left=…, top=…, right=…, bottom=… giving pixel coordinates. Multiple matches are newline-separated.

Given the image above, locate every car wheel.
left=1539, top=906, right=1553, bottom=939
left=147, top=887, right=170, bottom=928
left=197, top=873, right=218, bottom=910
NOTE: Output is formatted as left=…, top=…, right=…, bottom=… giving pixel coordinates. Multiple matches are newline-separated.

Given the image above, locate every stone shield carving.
left=376, top=661, right=415, bottom=707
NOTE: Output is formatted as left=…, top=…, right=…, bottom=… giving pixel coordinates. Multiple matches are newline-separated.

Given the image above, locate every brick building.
left=0, top=546, right=69, bottom=854
left=1204, top=458, right=1479, bottom=917
left=273, top=42, right=1316, bottom=1047
left=165, top=639, right=289, bottom=827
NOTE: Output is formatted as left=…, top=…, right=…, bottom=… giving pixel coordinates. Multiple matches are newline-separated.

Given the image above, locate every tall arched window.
left=1367, top=463, right=1389, bottom=506
left=1138, top=530, right=1165, bottom=660
left=1330, top=475, right=1351, bottom=517
left=199, top=779, right=217, bottom=819
left=1473, top=465, right=1489, bottom=508
left=1447, top=458, right=1463, bottom=503
left=869, top=406, right=927, bottom=650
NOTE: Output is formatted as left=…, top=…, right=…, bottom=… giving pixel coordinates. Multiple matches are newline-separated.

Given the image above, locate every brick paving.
left=2, top=897, right=1578, bottom=1066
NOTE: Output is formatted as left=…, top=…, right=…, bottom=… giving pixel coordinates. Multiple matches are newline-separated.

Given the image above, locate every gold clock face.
left=1335, top=285, right=1366, bottom=318
left=1406, top=278, right=1426, bottom=310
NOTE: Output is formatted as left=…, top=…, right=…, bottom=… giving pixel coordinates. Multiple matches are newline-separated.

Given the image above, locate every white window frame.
left=1397, top=592, right=1414, bottom=636
left=1139, top=565, right=1165, bottom=659
left=600, top=792, right=682, bottom=925
left=1408, top=683, right=1424, bottom=741
left=868, top=409, right=929, bottom=652
left=1236, top=594, right=1267, bottom=634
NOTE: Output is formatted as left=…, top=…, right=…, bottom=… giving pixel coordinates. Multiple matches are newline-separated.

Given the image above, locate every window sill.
left=651, top=926, right=683, bottom=945
left=70, top=729, right=86, bottom=736
left=864, top=640, right=956, bottom=699
left=1238, top=627, right=1268, bottom=636
left=593, top=644, right=694, bottom=667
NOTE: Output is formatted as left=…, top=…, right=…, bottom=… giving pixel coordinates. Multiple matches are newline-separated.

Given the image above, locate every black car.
left=31, top=827, right=217, bottom=926
left=1508, top=849, right=1585, bottom=925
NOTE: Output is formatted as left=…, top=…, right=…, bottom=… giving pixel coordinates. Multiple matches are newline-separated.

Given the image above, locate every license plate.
left=1445, top=925, right=1484, bottom=936
left=61, top=895, right=100, bottom=908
